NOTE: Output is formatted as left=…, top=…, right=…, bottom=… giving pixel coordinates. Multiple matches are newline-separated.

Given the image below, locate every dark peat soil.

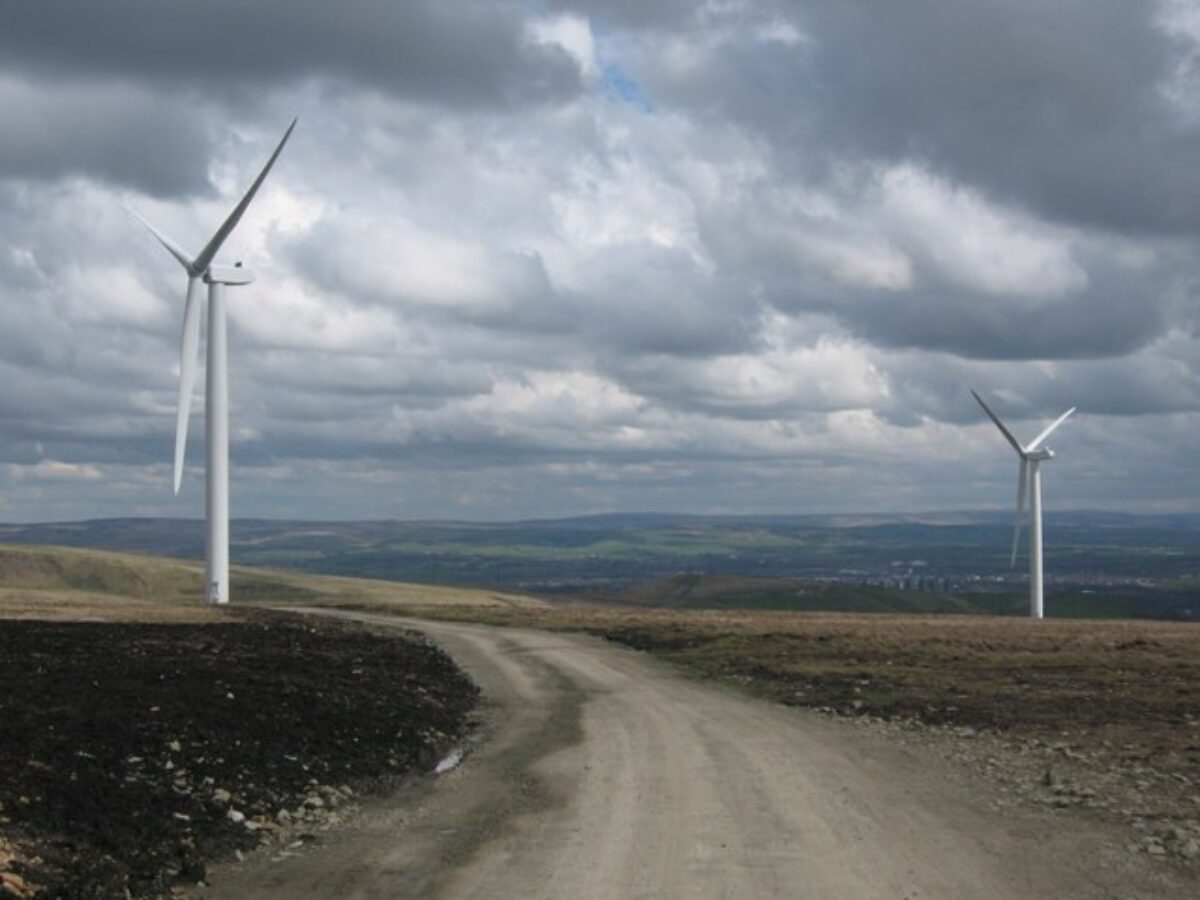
left=0, top=611, right=478, bottom=899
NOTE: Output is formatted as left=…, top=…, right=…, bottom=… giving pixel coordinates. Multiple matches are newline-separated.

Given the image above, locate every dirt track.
left=202, top=613, right=1195, bottom=899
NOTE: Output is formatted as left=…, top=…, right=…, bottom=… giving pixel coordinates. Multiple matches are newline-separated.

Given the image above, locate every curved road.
left=205, top=613, right=1189, bottom=899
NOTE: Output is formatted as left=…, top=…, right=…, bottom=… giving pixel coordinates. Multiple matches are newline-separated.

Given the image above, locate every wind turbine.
left=971, top=390, right=1075, bottom=619
left=130, top=119, right=297, bottom=605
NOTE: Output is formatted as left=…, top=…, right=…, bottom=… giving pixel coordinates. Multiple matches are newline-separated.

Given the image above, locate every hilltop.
left=0, top=543, right=544, bottom=621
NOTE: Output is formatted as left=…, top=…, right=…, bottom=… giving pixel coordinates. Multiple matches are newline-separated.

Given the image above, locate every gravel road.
left=201, top=613, right=1194, bottom=899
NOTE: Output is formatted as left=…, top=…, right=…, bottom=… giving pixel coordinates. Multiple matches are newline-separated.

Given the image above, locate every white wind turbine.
left=130, top=119, right=297, bottom=605
left=971, top=390, right=1075, bottom=619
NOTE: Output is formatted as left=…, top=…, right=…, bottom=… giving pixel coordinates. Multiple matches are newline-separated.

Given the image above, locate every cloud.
left=875, top=164, right=1087, bottom=300
left=605, top=316, right=890, bottom=419
left=0, top=76, right=213, bottom=197
left=293, top=215, right=555, bottom=325
left=0, top=1, right=581, bottom=109
left=7, top=460, right=103, bottom=482
left=614, top=0, right=1200, bottom=234
left=530, top=14, right=601, bottom=83
left=0, top=1, right=1198, bottom=520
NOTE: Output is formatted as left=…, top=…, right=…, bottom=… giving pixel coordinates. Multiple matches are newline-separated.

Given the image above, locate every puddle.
left=435, top=748, right=465, bottom=775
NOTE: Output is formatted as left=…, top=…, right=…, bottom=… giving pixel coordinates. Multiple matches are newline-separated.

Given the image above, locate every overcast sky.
left=2, top=0, right=1199, bottom=522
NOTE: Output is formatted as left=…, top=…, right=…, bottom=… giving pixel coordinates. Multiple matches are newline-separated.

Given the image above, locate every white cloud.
left=876, top=164, right=1088, bottom=301
left=454, top=371, right=647, bottom=447
left=8, top=460, right=103, bottom=481
left=528, top=13, right=600, bottom=82
left=618, top=314, right=890, bottom=417
left=303, top=214, right=545, bottom=317
left=552, top=158, right=694, bottom=253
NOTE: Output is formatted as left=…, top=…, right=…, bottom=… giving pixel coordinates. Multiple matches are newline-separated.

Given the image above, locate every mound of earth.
left=0, top=611, right=478, bottom=898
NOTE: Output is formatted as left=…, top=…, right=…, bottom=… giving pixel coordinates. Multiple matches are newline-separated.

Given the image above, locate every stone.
left=1, top=872, right=33, bottom=900
left=227, top=809, right=245, bottom=825
left=1142, top=836, right=1167, bottom=857
left=276, top=808, right=292, bottom=825
left=212, top=788, right=232, bottom=805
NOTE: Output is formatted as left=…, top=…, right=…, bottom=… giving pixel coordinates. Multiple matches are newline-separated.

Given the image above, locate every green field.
left=1, top=512, right=1197, bottom=619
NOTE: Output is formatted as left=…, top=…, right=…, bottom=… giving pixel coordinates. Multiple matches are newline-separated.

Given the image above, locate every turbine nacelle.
left=1026, top=448, right=1053, bottom=462
left=205, top=264, right=255, bottom=286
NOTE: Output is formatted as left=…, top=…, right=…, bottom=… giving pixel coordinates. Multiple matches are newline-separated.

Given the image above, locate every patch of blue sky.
left=599, top=61, right=653, bottom=112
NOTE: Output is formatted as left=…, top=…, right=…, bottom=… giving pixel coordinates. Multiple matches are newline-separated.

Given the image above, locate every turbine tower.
left=971, top=390, right=1075, bottom=619
left=130, top=119, right=297, bottom=604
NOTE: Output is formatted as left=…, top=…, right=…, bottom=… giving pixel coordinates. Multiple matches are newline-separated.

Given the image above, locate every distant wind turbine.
left=971, top=390, right=1075, bottom=619
left=129, top=119, right=297, bottom=604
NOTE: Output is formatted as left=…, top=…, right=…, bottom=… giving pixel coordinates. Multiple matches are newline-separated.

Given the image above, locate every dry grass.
left=0, top=589, right=227, bottom=623
left=402, top=605, right=1200, bottom=774
left=0, top=544, right=545, bottom=623
left=5, top=543, right=1195, bottom=784
left=271, top=570, right=545, bottom=612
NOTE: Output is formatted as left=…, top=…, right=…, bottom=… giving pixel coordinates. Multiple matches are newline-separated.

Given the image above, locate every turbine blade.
left=192, top=118, right=297, bottom=274
left=173, top=277, right=203, bottom=494
left=1011, top=458, right=1028, bottom=567
left=1026, top=407, right=1076, bottom=453
left=126, top=206, right=194, bottom=273
left=971, top=390, right=1024, bottom=455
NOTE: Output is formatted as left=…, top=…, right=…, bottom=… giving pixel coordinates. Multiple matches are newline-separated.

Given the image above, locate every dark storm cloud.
left=0, top=0, right=582, bottom=197
left=875, top=338, right=1200, bottom=432
left=608, top=0, right=1200, bottom=236
left=2, top=0, right=581, bottom=109
left=792, top=269, right=1169, bottom=361
left=0, top=80, right=213, bottom=197
left=796, top=0, right=1200, bottom=234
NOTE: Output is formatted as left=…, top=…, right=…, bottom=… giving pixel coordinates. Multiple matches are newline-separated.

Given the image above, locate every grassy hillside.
left=0, top=544, right=544, bottom=620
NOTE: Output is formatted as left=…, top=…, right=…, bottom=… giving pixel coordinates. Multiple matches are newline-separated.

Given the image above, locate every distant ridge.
left=0, top=513, right=1195, bottom=621
left=4, top=509, right=1199, bottom=531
